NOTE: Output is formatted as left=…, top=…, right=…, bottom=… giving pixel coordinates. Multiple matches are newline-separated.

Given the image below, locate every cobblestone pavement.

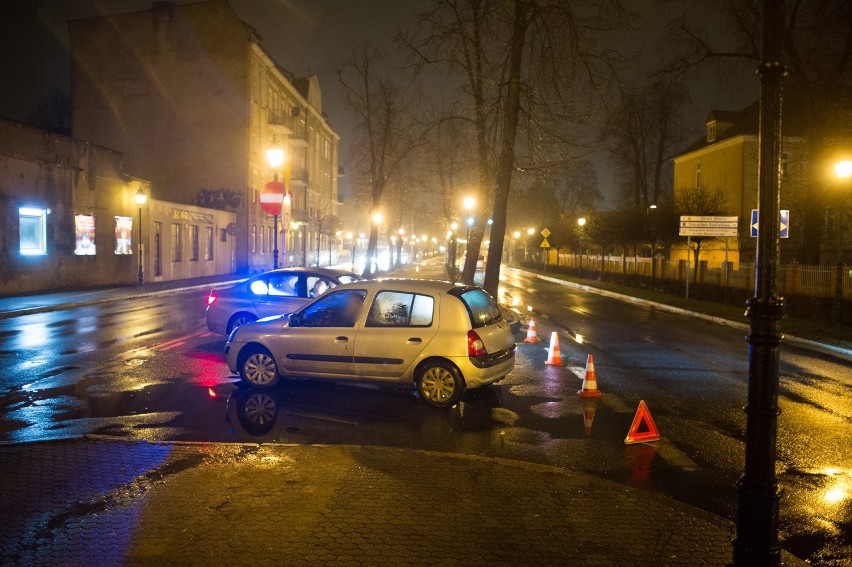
left=0, top=438, right=807, bottom=566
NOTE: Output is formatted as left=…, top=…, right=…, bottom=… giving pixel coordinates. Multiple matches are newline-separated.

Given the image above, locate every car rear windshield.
left=459, top=289, right=502, bottom=328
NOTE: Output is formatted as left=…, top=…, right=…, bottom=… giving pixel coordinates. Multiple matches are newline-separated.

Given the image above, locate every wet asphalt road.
left=0, top=267, right=850, bottom=565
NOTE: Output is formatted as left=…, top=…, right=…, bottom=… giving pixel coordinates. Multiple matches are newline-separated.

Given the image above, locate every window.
left=296, top=289, right=366, bottom=327
left=458, top=289, right=501, bottom=328
left=307, top=276, right=336, bottom=298
left=154, top=222, right=162, bottom=276
left=171, top=223, right=182, bottom=262
left=19, top=207, right=47, bottom=255
left=260, top=226, right=266, bottom=253
left=220, top=228, right=227, bottom=242
left=252, top=189, right=257, bottom=204
left=367, top=291, right=435, bottom=327
left=695, top=161, right=702, bottom=188
left=324, top=139, right=330, bottom=159
left=205, top=227, right=214, bottom=260
left=259, top=273, right=299, bottom=297
left=190, top=225, right=199, bottom=261
left=251, top=225, right=257, bottom=253
left=707, top=122, right=716, bottom=143
left=74, top=213, right=96, bottom=255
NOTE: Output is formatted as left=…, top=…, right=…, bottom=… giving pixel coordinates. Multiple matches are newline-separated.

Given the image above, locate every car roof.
left=255, top=267, right=359, bottom=279
left=333, top=278, right=468, bottom=295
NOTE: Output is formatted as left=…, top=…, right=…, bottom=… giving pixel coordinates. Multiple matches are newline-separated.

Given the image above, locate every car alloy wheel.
left=230, top=314, right=256, bottom=332
left=241, top=349, right=279, bottom=387
left=417, top=362, right=464, bottom=408
left=243, top=393, right=277, bottom=425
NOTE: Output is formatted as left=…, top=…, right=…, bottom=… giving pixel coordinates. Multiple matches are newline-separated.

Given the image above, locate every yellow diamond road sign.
left=540, top=228, right=551, bottom=238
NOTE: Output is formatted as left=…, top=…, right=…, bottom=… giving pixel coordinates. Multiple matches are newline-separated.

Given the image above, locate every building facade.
left=69, top=0, right=339, bottom=274
left=0, top=117, right=235, bottom=295
left=672, top=103, right=808, bottom=265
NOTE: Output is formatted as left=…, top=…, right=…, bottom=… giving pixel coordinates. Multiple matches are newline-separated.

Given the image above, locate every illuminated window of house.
left=19, top=207, right=48, bottom=255
left=707, top=122, right=716, bottom=143
left=252, top=225, right=257, bottom=253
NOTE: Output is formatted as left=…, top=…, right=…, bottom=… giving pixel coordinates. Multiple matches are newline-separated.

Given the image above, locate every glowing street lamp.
left=372, top=211, right=383, bottom=225
left=835, top=160, right=852, bottom=179
left=265, top=142, right=288, bottom=269
left=527, top=227, right=536, bottom=235
left=134, top=187, right=147, bottom=285
left=577, top=217, right=587, bottom=227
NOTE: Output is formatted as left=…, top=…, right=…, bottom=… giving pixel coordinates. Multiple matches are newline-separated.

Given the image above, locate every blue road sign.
left=750, top=209, right=790, bottom=238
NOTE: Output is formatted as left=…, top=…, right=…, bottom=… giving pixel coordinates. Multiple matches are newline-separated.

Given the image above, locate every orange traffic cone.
left=544, top=332, right=563, bottom=365
left=578, top=354, right=602, bottom=397
left=582, top=397, right=600, bottom=436
left=524, top=317, right=539, bottom=343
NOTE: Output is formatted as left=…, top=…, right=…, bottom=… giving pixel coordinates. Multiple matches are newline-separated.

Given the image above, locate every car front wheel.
left=416, top=361, right=465, bottom=408
left=239, top=346, right=280, bottom=388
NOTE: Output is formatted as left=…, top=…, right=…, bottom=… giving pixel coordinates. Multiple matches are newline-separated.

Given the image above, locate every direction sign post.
left=750, top=209, right=790, bottom=238
left=678, top=216, right=739, bottom=300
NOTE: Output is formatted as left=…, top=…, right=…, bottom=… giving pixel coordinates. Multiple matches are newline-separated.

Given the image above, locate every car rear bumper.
left=449, top=353, right=515, bottom=389
left=205, top=309, right=227, bottom=335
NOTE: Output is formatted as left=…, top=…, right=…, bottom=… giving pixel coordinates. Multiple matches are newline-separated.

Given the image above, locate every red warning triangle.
left=624, top=400, right=661, bottom=444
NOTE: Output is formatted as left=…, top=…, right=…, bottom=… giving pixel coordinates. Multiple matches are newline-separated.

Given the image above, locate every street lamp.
left=265, top=142, right=287, bottom=269
left=577, top=218, right=587, bottom=274
left=831, top=160, right=850, bottom=324
left=134, top=187, right=147, bottom=285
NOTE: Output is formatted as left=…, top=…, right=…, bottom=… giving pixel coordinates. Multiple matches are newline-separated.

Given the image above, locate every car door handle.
left=407, top=337, right=422, bottom=344
left=335, top=336, right=349, bottom=343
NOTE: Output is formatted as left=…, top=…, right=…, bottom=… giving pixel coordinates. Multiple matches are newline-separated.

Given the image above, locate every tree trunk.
left=483, top=0, right=529, bottom=295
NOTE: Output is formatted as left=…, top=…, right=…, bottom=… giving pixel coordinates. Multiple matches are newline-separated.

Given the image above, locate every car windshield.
left=459, top=289, right=502, bottom=328
left=338, top=275, right=360, bottom=284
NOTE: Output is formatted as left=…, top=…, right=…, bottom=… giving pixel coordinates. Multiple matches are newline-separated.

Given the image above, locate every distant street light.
left=577, top=217, right=587, bottom=227
left=649, top=204, right=658, bottom=209
left=513, top=230, right=521, bottom=238
left=527, top=227, right=535, bottom=235
left=134, top=187, right=147, bottom=285
left=372, top=211, right=383, bottom=225
left=463, top=196, right=475, bottom=210
left=831, top=160, right=850, bottom=324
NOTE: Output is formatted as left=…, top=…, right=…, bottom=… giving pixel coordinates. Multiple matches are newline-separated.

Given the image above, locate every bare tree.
left=602, top=78, right=689, bottom=209
left=338, top=45, right=424, bottom=276
left=404, top=0, right=622, bottom=293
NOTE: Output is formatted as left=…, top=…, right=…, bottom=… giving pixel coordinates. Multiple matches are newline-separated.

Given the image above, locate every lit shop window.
left=115, top=216, right=133, bottom=255
left=19, top=207, right=48, bottom=255
left=74, top=214, right=96, bottom=255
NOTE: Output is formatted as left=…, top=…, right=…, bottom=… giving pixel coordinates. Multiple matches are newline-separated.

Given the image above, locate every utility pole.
left=732, top=0, right=785, bottom=564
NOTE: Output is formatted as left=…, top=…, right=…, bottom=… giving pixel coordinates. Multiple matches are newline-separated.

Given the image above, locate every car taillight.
left=207, top=293, right=217, bottom=306
left=468, top=330, right=487, bottom=357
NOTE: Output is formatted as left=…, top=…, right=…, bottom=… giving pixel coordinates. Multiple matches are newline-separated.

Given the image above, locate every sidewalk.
left=0, top=273, right=246, bottom=320
left=0, top=437, right=806, bottom=566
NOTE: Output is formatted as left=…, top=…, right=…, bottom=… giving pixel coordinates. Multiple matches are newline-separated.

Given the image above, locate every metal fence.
left=552, top=253, right=852, bottom=299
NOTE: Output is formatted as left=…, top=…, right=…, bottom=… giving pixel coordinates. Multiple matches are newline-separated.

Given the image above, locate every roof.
left=676, top=94, right=810, bottom=158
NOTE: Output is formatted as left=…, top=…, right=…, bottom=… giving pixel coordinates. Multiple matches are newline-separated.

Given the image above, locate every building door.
left=154, top=221, right=162, bottom=277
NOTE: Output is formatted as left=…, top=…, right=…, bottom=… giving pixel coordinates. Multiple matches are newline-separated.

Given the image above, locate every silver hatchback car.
left=225, top=279, right=516, bottom=407
left=205, top=267, right=360, bottom=335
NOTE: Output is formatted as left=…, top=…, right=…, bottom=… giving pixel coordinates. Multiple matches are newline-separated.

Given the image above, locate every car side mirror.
left=289, top=313, right=301, bottom=327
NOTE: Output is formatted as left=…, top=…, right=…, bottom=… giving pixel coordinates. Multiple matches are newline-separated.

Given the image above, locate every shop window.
left=19, top=207, right=47, bottom=255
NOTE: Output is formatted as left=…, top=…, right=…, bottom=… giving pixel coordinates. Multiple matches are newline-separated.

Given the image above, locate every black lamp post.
left=134, top=187, right=147, bottom=285
left=732, top=0, right=785, bottom=564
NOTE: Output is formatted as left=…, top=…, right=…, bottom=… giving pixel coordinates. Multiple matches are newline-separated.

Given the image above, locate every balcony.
left=268, top=109, right=293, bottom=134
left=289, top=167, right=308, bottom=186
left=288, top=127, right=308, bottom=147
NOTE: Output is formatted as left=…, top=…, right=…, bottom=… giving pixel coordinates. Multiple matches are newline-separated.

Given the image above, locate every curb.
left=508, top=267, right=852, bottom=363
left=0, top=278, right=246, bottom=320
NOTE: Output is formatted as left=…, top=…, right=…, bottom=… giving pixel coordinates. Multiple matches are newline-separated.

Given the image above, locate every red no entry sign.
left=259, top=180, right=285, bottom=216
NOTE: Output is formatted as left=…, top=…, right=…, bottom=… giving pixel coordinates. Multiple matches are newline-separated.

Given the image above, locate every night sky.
left=0, top=0, right=756, bottom=203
